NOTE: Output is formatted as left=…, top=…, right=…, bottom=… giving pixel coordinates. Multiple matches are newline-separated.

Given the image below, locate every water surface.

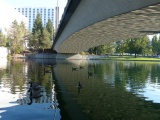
left=1, top=59, right=160, bottom=120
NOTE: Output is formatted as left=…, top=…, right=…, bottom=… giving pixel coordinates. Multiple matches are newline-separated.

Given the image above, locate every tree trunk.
left=135, top=53, right=137, bottom=58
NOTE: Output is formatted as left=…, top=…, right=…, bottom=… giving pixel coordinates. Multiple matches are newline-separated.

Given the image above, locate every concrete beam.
left=53, top=0, right=160, bottom=53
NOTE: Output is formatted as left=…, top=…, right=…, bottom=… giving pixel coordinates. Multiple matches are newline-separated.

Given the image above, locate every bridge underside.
left=54, top=1, right=160, bottom=53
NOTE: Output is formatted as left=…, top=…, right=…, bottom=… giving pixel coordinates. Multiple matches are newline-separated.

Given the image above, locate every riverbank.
left=9, top=53, right=160, bottom=62
left=101, top=56, right=160, bottom=62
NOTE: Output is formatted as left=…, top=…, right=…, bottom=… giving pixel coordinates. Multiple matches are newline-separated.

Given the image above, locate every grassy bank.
left=101, top=56, right=160, bottom=62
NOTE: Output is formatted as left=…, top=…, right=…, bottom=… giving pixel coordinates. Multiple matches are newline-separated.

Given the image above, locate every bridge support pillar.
left=56, top=53, right=83, bottom=59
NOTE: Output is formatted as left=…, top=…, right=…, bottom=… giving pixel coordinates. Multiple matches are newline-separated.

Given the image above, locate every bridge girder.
left=53, top=0, right=160, bottom=53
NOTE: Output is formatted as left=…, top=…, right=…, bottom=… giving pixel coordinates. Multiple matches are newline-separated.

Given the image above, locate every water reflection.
left=1, top=59, right=160, bottom=120
left=54, top=60, right=160, bottom=120
left=0, top=59, right=60, bottom=120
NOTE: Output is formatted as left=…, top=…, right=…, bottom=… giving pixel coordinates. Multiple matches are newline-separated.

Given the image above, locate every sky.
left=4, top=0, right=68, bottom=20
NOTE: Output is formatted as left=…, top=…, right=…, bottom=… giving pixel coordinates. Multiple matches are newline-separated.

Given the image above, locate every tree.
left=7, top=20, right=28, bottom=54
left=7, top=20, right=21, bottom=54
left=46, top=19, right=54, bottom=41
left=152, top=35, right=160, bottom=55
left=127, top=36, right=150, bottom=58
left=116, top=40, right=128, bottom=56
left=141, top=36, right=152, bottom=56
left=41, top=27, right=52, bottom=50
left=0, top=30, right=7, bottom=47
left=95, top=45, right=107, bottom=55
left=30, top=13, right=43, bottom=50
left=105, top=42, right=115, bottom=55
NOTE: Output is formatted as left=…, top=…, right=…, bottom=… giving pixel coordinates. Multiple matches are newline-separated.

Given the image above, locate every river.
left=1, top=58, right=160, bottom=120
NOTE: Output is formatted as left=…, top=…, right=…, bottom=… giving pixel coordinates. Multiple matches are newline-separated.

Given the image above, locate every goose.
left=88, top=71, right=93, bottom=76
left=28, top=89, right=43, bottom=105
left=77, top=81, right=83, bottom=89
left=28, top=82, right=42, bottom=91
left=30, top=90, right=43, bottom=99
left=88, top=71, right=93, bottom=79
left=72, top=67, right=78, bottom=71
left=44, top=67, right=52, bottom=75
left=80, top=66, right=85, bottom=69
left=77, top=81, right=83, bottom=94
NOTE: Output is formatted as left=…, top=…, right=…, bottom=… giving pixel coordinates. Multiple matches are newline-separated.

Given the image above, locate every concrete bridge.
left=53, top=0, right=160, bottom=54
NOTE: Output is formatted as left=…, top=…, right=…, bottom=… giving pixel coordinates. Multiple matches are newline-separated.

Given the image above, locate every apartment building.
left=15, top=7, right=54, bottom=32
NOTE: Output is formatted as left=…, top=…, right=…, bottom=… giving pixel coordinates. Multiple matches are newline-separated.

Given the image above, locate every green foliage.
left=0, top=30, right=8, bottom=47
left=29, top=13, right=54, bottom=51
left=116, top=40, right=128, bottom=56
left=152, top=35, right=160, bottom=55
left=46, top=19, right=54, bottom=41
left=88, top=43, right=115, bottom=55
left=87, top=35, right=154, bottom=58
left=124, top=36, right=150, bottom=58
left=80, top=51, right=86, bottom=55
left=41, top=27, right=52, bottom=50
left=114, top=36, right=152, bottom=57
left=30, top=13, right=43, bottom=50
left=32, top=13, right=43, bottom=35
left=7, top=20, right=28, bottom=55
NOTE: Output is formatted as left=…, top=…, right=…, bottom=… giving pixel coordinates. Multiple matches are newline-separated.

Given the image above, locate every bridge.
left=53, top=0, right=160, bottom=54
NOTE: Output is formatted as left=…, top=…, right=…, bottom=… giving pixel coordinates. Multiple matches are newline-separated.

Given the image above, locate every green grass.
left=101, top=55, right=160, bottom=62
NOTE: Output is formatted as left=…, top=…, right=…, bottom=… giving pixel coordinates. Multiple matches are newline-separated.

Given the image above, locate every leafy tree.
left=29, top=30, right=41, bottom=50
left=19, top=21, right=29, bottom=49
left=105, top=42, right=115, bottom=55
left=88, top=47, right=95, bottom=54
left=116, top=40, right=128, bottom=56
left=127, top=38, right=141, bottom=58
left=0, top=30, right=8, bottom=47
left=7, top=20, right=20, bottom=54
left=30, top=13, right=43, bottom=50
left=141, top=36, right=152, bottom=56
left=127, top=36, right=150, bottom=58
left=41, top=27, right=52, bottom=50
left=46, top=19, right=54, bottom=41
left=7, top=20, right=28, bottom=54
left=94, top=45, right=107, bottom=55
left=88, top=43, right=115, bottom=55
left=152, top=35, right=160, bottom=55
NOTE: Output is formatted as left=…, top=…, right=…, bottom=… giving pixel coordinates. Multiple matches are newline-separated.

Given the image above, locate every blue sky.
left=4, top=0, right=68, bottom=19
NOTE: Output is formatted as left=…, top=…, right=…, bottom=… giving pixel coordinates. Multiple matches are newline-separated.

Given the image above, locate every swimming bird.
left=88, top=71, right=93, bottom=79
left=80, top=66, right=85, bottom=69
left=30, top=90, right=43, bottom=99
left=44, top=67, right=52, bottom=75
left=77, top=81, right=83, bottom=89
left=72, top=67, right=78, bottom=71
left=77, top=81, right=83, bottom=94
left=28, top=82, right=42, bottom=91
left=28, top=88, right=43, bottom=105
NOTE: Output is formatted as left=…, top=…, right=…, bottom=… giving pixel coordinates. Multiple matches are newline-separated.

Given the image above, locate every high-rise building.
left=14, top=7, right=54, bottom=32
left=55, top=6, right=59, bottom=32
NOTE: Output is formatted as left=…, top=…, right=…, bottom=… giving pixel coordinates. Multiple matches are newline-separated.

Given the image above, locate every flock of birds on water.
left=72, top=66, right=94, bottom=94
left=16, top=65, right=94, bottom=104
